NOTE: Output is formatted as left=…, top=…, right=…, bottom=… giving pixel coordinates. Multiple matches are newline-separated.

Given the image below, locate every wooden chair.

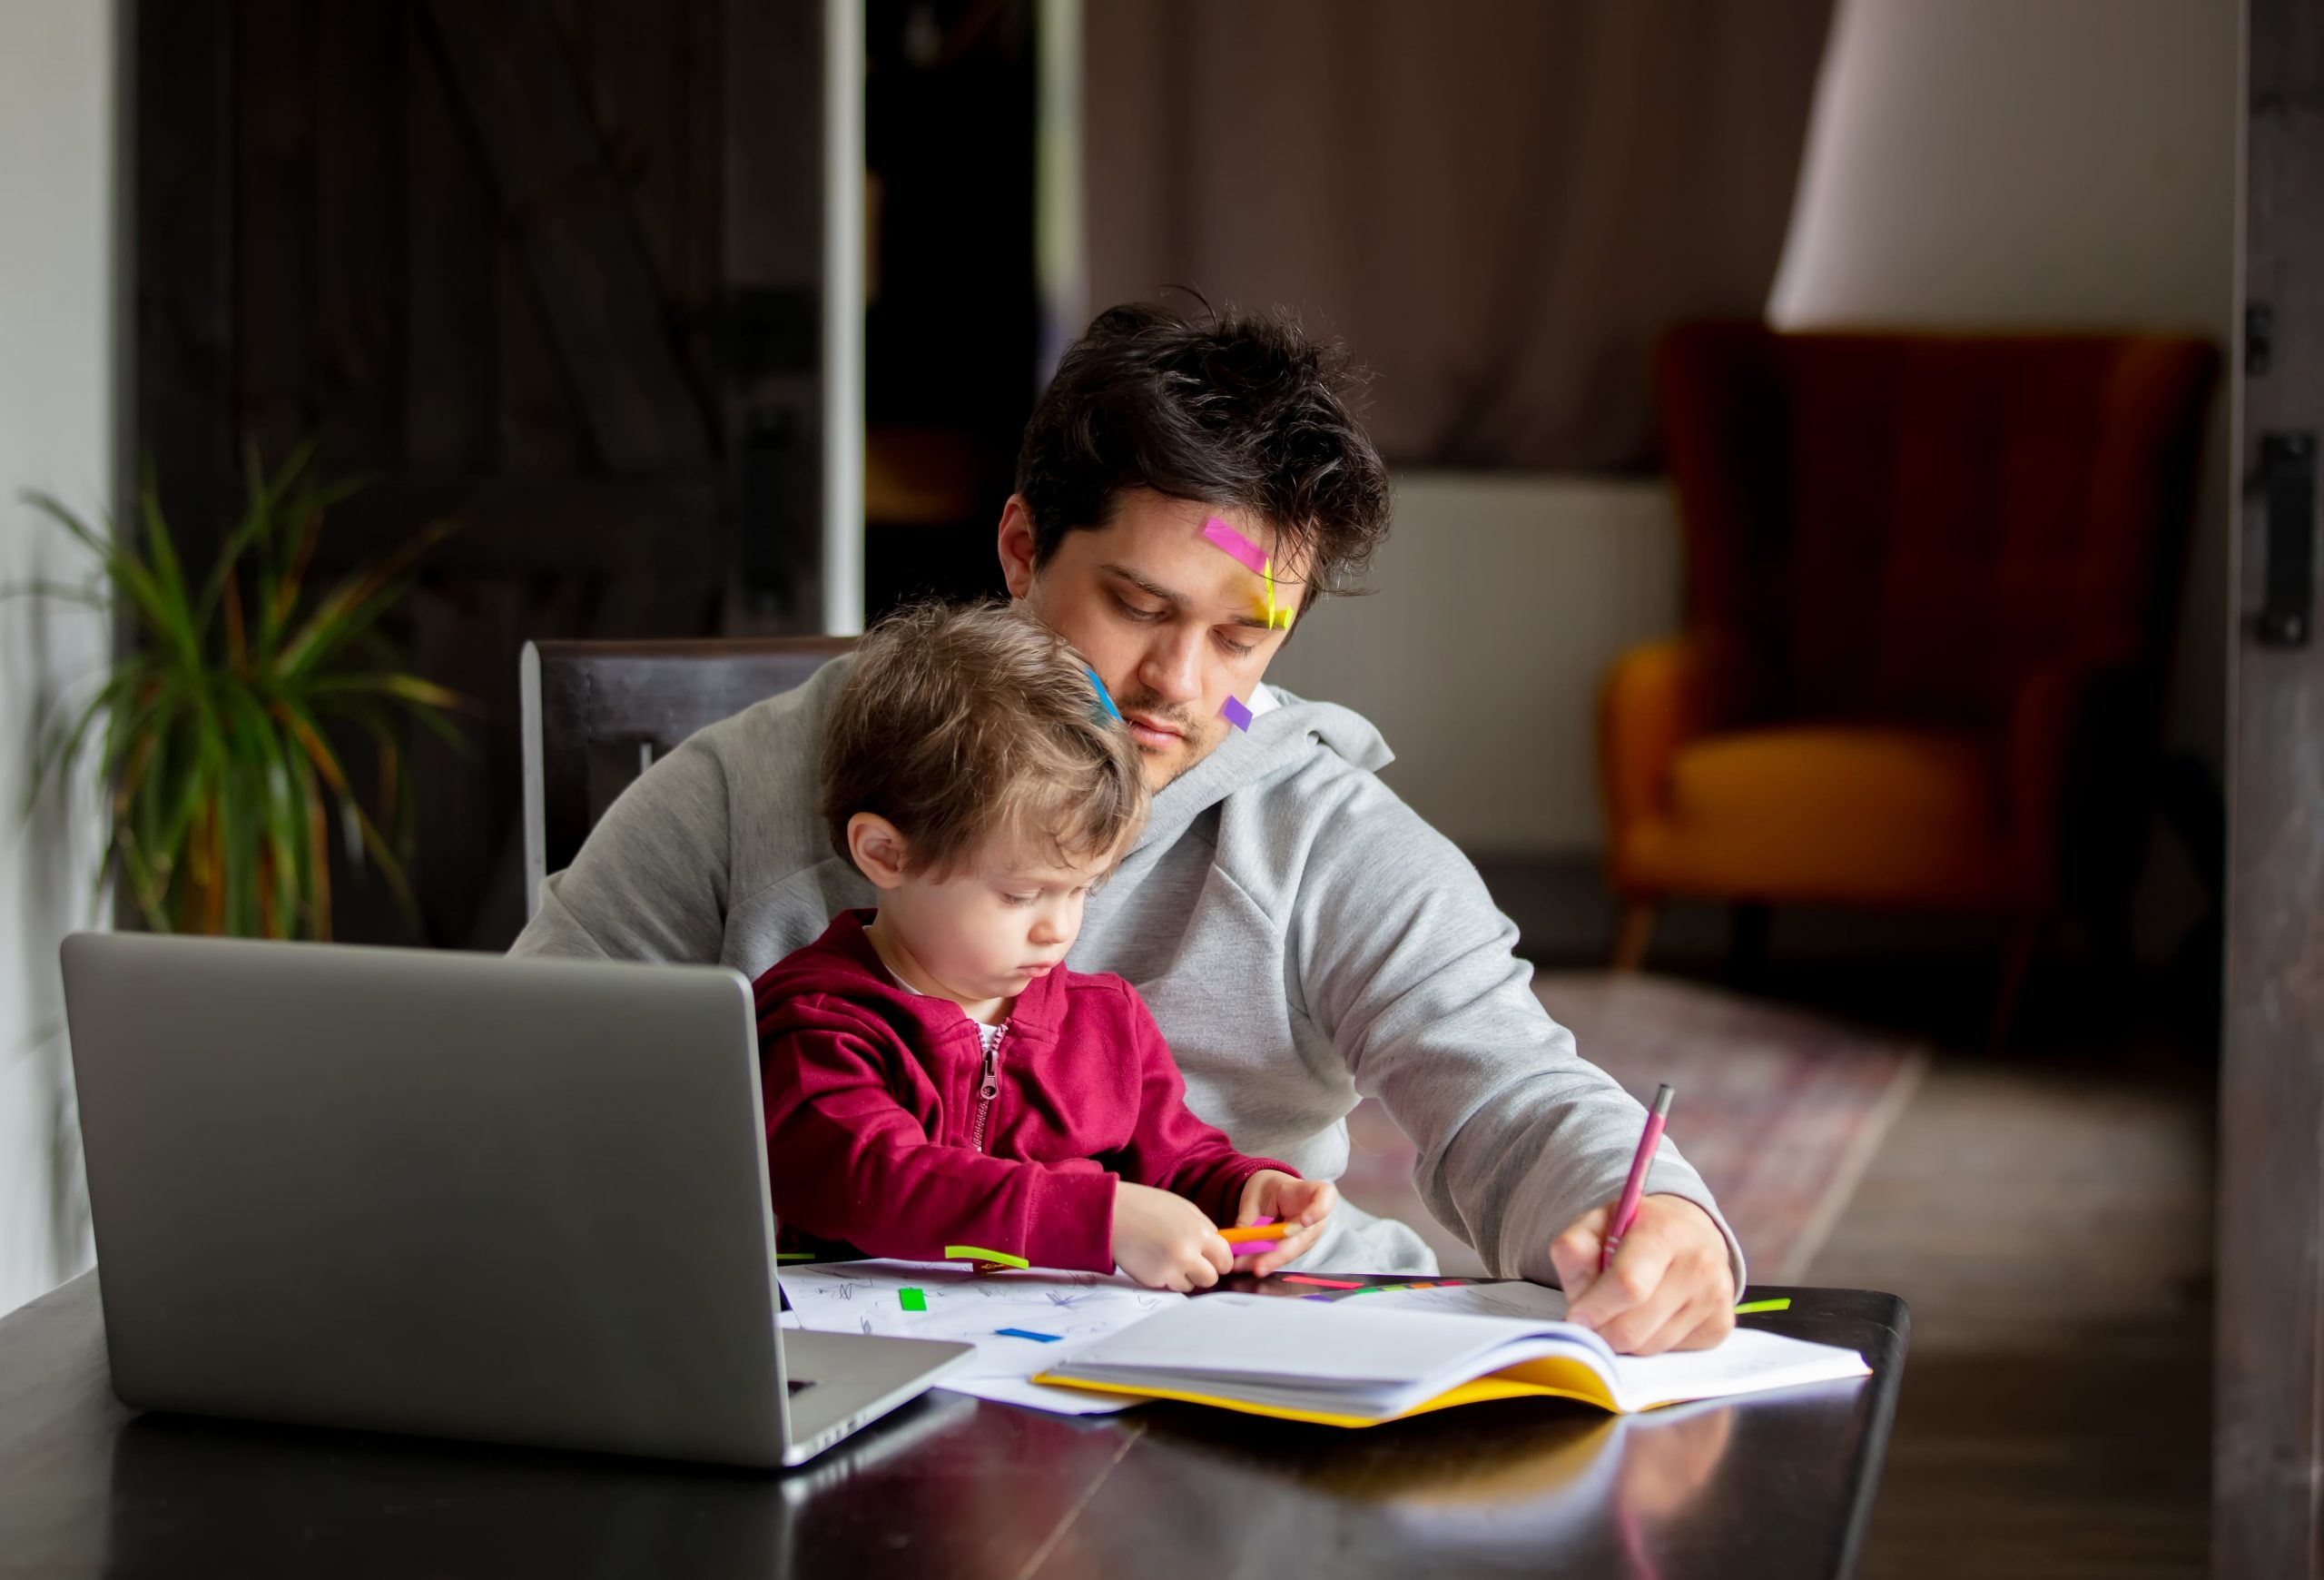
left=519, top=637, right=855, bottom=919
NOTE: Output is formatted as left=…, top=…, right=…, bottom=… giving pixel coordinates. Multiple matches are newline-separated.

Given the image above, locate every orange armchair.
left=1603, top=323, right=2216, bottom=999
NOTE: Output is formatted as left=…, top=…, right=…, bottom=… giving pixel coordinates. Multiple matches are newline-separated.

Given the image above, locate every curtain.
left=1084, top=0, right=1836, bottom=472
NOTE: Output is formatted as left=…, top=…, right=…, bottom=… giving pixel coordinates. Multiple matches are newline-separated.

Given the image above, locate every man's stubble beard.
left=1144, top=741, right=1201, bottom=793
left=1116, top=686, right=1216, bottom=792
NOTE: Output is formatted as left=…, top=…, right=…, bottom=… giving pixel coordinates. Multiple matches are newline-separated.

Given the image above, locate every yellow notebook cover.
left=1034, top=1354, right=1626, bottom=1428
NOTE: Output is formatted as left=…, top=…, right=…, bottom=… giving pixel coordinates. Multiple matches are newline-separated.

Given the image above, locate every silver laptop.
left=60, top=932, right=972, bottom=1467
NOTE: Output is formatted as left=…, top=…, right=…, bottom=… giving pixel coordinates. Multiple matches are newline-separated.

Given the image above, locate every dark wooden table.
left=0, top=1272, right=1906, bottom=1579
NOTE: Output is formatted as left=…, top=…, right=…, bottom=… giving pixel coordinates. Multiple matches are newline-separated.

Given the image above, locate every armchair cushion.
left=1613, top=725, right=2039, bottom=912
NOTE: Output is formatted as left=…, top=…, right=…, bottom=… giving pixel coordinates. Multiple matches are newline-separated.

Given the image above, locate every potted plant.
left=21, top=446, right=465, bottom=939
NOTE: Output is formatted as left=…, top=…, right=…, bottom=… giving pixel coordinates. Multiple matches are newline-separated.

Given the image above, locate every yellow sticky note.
left=944, top=1244, right=1030, bottom=1270
left=1262, top=557, right=1293, bottom=629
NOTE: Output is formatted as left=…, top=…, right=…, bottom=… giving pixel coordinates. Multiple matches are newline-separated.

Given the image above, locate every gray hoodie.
left=512, top=657, right=1744, bottom=1285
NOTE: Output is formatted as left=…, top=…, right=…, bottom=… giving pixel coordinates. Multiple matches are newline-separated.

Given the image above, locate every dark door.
left=2217, top=2, right=2324, bottom=1573
left=133, top=0, right=828, bottom=950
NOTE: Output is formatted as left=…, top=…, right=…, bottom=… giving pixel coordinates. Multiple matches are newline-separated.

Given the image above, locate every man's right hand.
left=1111, top=1181, right=1234, bottom=1291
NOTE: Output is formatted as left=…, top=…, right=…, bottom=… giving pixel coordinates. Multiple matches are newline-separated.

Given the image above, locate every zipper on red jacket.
left=968, top=1027, right=1007, bottom=1153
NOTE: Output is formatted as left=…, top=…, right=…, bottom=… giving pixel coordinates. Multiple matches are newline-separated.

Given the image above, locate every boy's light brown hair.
left=821, top=601, right=1149, bottom=876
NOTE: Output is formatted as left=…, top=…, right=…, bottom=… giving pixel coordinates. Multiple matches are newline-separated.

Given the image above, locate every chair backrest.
left=520, top=637, right=855, bottom=918
left=1655, top=321, right=2217, bottom=725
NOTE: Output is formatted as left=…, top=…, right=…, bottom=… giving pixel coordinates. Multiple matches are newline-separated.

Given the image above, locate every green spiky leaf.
left=14, top=459, right=468, bottom=941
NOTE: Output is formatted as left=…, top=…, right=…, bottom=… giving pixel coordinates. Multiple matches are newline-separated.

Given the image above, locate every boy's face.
left=873, top=831, right=1116, bottom=1007
left=999, top=489, right=1306, bottom=792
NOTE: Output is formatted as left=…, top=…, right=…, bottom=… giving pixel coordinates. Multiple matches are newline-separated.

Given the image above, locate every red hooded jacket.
left=753, top=911, right=1293, bottom=1272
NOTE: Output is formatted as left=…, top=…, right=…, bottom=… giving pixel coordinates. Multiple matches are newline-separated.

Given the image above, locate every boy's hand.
left=1111, top=1182, right=1234, bottom=1291
left=1233, top=1170, right=1337, bottom=1276
left=1551, top=1194, right=1736, bottom=1355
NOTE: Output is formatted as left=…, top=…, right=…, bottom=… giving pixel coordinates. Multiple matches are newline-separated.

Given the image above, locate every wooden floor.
left=1787, top=964, right=2215, bottom=1578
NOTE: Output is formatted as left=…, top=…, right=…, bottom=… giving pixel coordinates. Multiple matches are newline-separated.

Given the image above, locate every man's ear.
left=846, top=813, right=912, bottom=891
left=997, top=494, right=1039, bottom=600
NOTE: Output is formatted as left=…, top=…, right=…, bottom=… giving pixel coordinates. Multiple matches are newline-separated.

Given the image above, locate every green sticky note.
left=775, top=1252, right=816, bottom=1263
left=1733, top=1297, right=1791, bottom=1315
left=899, top=1289, right=927, bottom=1312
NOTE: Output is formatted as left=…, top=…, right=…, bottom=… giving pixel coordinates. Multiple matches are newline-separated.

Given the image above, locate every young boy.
left=753, top=602, right=1336, bottom=1291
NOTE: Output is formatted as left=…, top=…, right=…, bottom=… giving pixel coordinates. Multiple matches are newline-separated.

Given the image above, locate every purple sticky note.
left=1220, top=695, right=1254, bottom=732
left=1202, top=517, right=1270, bottom=577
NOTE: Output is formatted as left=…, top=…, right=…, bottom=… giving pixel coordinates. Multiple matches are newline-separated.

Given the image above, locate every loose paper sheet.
left=779, top=1259, right=1185, bottom=1416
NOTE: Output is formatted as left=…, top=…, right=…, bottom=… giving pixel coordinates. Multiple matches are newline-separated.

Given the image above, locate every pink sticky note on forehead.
left=1202, top=517, right=1270, bottom=578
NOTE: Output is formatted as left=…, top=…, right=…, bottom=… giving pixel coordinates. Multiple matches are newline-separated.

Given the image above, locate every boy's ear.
left=846, top=813, right=912, bottom=891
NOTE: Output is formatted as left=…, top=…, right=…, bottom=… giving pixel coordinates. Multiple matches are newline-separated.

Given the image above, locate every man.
left=515, top=303, right=1741, bottom=1354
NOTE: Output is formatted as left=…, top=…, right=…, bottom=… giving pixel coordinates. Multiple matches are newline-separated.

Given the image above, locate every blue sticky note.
left=996, top=1327, right=1064, bottom=1343
left=1087, top=668, right=1122, bottom=721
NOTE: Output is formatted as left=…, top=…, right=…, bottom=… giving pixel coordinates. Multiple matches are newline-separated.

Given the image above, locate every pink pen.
left=1601, top=1084, right=1673, bottom=1273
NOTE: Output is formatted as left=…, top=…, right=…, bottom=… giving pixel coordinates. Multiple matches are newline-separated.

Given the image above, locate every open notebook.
left=1033, top=1289, right=1871, bottom=1427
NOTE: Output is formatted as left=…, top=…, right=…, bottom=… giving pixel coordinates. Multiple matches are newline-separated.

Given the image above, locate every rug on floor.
left=1338, top=973, right=1927, bottom=1282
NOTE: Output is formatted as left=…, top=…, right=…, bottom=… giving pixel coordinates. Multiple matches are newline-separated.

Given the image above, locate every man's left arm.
left=1290, top=783, right=1744, bottom=1353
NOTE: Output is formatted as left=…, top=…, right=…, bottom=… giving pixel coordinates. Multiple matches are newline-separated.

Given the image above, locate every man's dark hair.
left=1014, top=301, right=1391, bottom=603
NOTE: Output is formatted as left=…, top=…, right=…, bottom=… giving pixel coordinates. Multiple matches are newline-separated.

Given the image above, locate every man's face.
left=1000, top=489, right=1305, bottom=791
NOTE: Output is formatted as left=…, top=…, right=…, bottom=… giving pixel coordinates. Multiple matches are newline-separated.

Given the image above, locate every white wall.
left=1768, top=0, right=2242, bottom=770
left=0, top=0, right=119, bottom=1317
left=1266, top=474, right=1680, bottom=856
